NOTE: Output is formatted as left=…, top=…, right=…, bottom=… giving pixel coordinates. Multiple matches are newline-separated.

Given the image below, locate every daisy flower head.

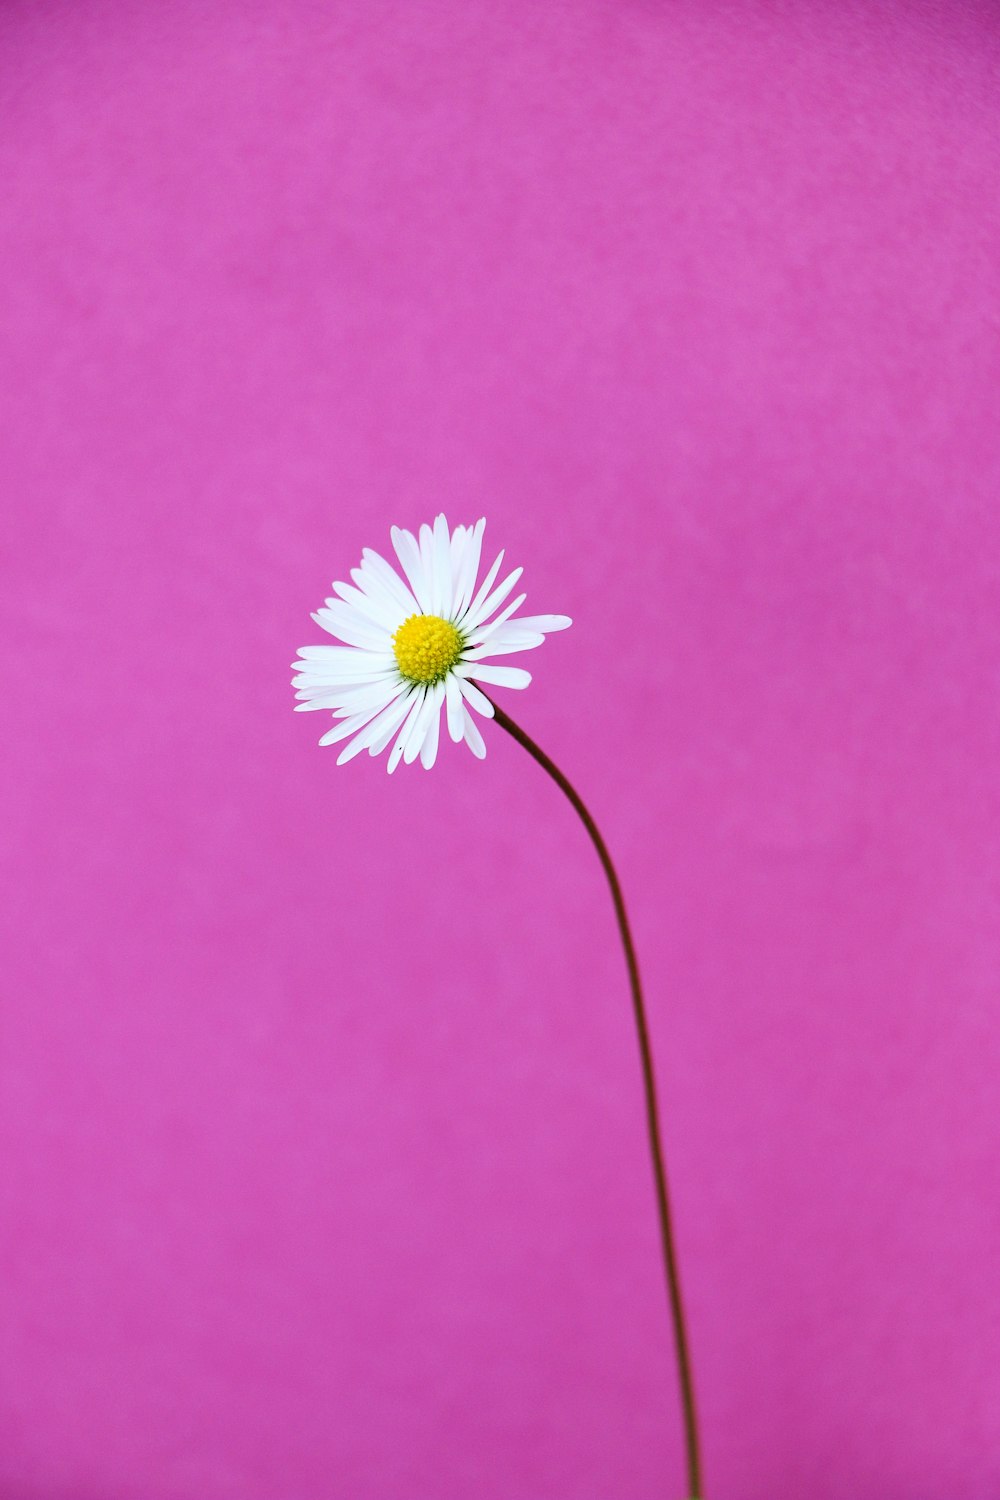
left=292, top=516, right=571, bottom=771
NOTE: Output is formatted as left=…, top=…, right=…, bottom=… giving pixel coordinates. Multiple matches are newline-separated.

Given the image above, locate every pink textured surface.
left=2, top=3, right=999, bottom=1496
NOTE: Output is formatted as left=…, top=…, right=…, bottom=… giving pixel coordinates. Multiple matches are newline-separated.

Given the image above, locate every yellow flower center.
left=392, top=614, right=463, bottom=684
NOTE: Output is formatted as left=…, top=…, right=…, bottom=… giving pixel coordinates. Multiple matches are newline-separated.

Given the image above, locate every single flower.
left=292, top=515, right=571, bottom=770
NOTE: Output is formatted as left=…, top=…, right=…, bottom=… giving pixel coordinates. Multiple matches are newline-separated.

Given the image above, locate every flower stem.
left=487, top=698, right=705, bottom=1500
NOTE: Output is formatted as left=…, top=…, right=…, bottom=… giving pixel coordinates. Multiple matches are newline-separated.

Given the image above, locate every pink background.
left=2, top=3, right=999, bottom=1497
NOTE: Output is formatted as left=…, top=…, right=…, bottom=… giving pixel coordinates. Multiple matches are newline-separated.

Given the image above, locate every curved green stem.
left=487, top=698, right=705, bottom=1499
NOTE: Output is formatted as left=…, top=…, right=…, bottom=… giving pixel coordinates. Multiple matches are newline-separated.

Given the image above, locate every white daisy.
left=292, top=515, right=572, bottom=771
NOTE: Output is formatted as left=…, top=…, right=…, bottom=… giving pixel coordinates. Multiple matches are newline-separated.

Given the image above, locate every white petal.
left=337, top=689, right=412, bottom=764
left=418, top=523, right=436, bottom=612
left=489, top=623, right=551, bottom=643
left=387, top=692, right=425, bottom=774
left=294, top=644, right=391, bottom=668
left=318, top=704, right=384, bottom=746
left=390, top=527, right=431, bottom=613
left=294, top=672, right=396, bottom=695
left=428, top=514, right=449, bottom=617
left=293, top=683, right=397, bottom=708
left=350, top=566, right=409, bottom=628
left=458, top=547, right=504, bottom=627
left=503, top=613, right=572, bottom=634
left=293, top=669, right=392, bottom=688
left=292, top=657, right=396, bottom=686
left=462, top=706, right=487, bottom=759
left=462, top=662, right=531, bottom=690
left=453, top=518, right=485, bottom=617
left=295, top=678, right=397, bottom=710
left=462, top=566, right=524, bottom=632
left=361, top=547, right=420, bottom=615
left=319, top=591, right=389, bottom=627
left=313, top=606, right=389, bottom=650
left=331, top=580, right=403, bottom=633
left=328, top=680, right=405, bottom=717
left=445, top=675, right=465, bottom=742
left=295, top=695, right=352, bottom=712
left=403, top=686, right=437, bottom=764
left=456, top=675, right=495, bottom=719
left=463, top=632, right=545, bottom=658
left=419, top=683, right=445, bottom=769
left=368, top=691, right=417, bottom=755
left=466, top=591, right=527, bottom=643
left=449, top=525, right=467, bottom=598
